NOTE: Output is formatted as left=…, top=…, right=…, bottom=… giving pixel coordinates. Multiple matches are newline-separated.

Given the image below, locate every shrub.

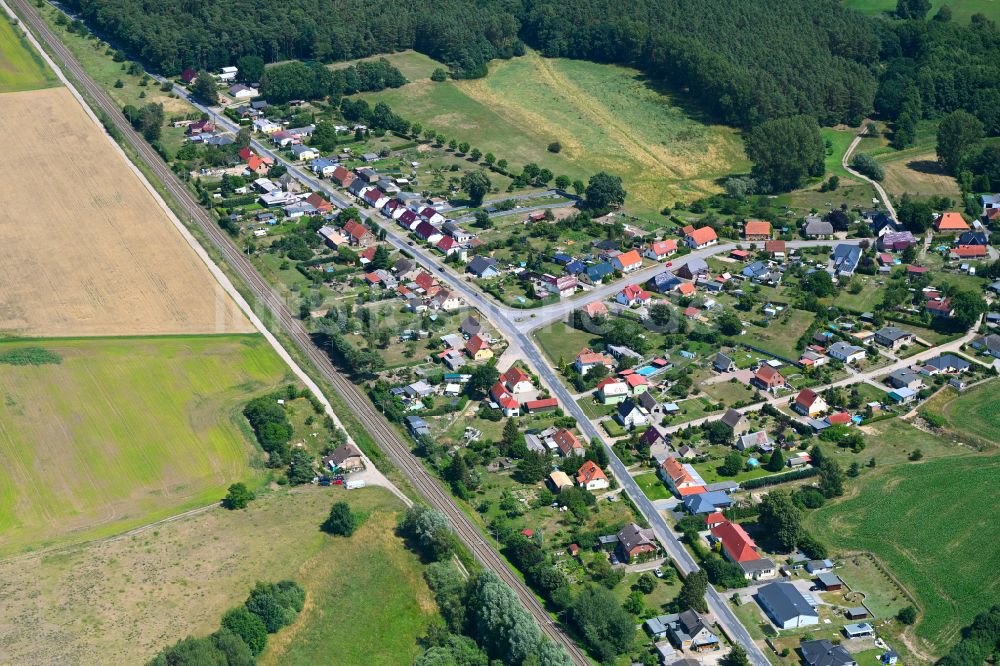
left=321, top=501, right=357, bottom=536
left=850, top=153, right=885, bottom=181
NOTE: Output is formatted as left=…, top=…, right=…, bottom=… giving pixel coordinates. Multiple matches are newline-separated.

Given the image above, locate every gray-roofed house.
left=923, top=353, right=971, bottom=374
left=720, top=408, right=749, bottom=439
left=755, top=581, right=819, bottom=629
left=467, top=256, right=499, bottom=278
left=583, top=262, right=615, bottom=284
left=800, top=639, right=857, bottom=666
left=644, top=610, right=719, bottom=652
left=647, top=270, right=681, bottom=293
left=875, top=326, right=915, bottom=350
left=615, top=398, right=648, bottom=429
left=740, top=557, right=778, bottom=581
left=817, top=572, right=843, bottom=590
left=886, top=367, right=922, bottom=390
left=804, top=215, right=834, bottom=238
left=737, top=430, right=774, bottom=452
left=705, top=480, right=739, bottom=494
left=324, top=443, right=364, bottom=472
left=713, top=353, right=736, bottom=373
left=676, top=258, right=709, bottom=280
left=805, top=559, right=834, bottom=573
left=832, top=244, right=862, bottom=275
left=827, top=341, right=866, bottom=364
left=682, top=491, right=734, bottom=515
left=460, top=315, right=484, bottom=338
left=616, top=522, right=658, bottom=562
left=972, top=333, right=1000, bottom=358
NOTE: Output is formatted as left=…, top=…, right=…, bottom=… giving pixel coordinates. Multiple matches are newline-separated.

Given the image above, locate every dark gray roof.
left=739, top=557, right=776, bottom=573
left=720, top=408, right=744, bottom=429
left=460, top=315, right=483, bottom=336
left=804, top=216, right=834, bottom=236
left=924, top=353, right=971, bottom=372
left=833, top=244, right=861, bottom=273
left=757, top=582, right=817, bottom=624
left=617, top=522, right=655, bottom=552
left=329, top=443, right=363, bottom=465
left=877, top=326, right=912, bottom=341
left=467, top=256, right=498, bottom=275
left=713, top=352, right=734, bottom=369
left=888, top=367, right=920, bottom=384
left=801, top=639, right=856, bottom=666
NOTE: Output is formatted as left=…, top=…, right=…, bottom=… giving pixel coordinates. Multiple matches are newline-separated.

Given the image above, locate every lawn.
left=879, top=149, right=962, bottom=200
left=806, top=451, right=1000, bottom=654
left=821, top=128, right=862, bottom=183
left=0, top=487, right=436, bottom=664
left=921, top=379, right=1000, bottom=448
left=362, top=50, right=748, bottom=216
left=633, top=472, right=673, bottom=501
left=259, top=502, right=438, bottom=666
left=0, top=335, right=293, bottom=555
left=699, top=378, right=758, bottom=407
left=0, top=14, right=59, bottom=92
left=843, top=0, right=1000, bottom=23
left=534, top=321, right=600, bottom=365
left=329, top=49, right=442, bottom=82
left=743, top=308, right=816, bottom=360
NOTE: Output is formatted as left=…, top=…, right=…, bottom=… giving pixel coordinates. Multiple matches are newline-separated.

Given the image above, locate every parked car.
left=654, top=568, right=664, bottom=578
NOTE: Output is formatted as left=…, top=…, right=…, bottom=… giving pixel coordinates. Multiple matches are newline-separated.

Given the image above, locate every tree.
left=585, top=172, right=626, bottom=210
left=819, top=458, right=845, bottom=498
left=896, top=0, right=931, bottom=19
left=744, top=115, right=825, bottom=191
left=245, top=581, right=304, bottom=633
left=717, top=311, right=742, bottom=336
left=949, top=290, right=986, bottom=329
left=571, top=180, right=585, bottom=196
left=286, top=448, right=315, bottom=484
left=766, top=448, right=785, bottom=472
left=470, top=147, right=482, bottom=161
left=461, top=170, right=492, bottom=206
left=801, top=269, right=835, bottom=297
left=517, top=450, right=550, bottom=484
left=937, top=111, right=984, bottom=175
left=758, top=490, right=802, bottom=551
left=431, top=68, right=448, bottom=82
left=191, top=72, right=218, bottom=104
left=322, top=501, right=357, bottom=536
left=221, top=607, right=268, bottom=655
left=223, top=482, right=254, bottom=509
left=236, top=55, right=265, bottom=83
left=554, top=175, right=570, bottom=190
left=400, top=505, right=455, bottom=561
left=719, top=451, right=744, bottom=477
left=458, top=141, right=470, bottom=154
left=468, top=571, right=543, bottom=664
left=148, top=636, right=227, bottom=666
left=212, top=627, right=254, bottom=666
left=850, top=153, right=884, bottom=181
left=569, top=586, right=636, bottom=659
left=898, top=605, right=918, bottom=625
left=703, top=420, right=734, bottom=446
left=679, top=570, right=709, bottom=613
left=467, top=364, right=499, bottom=398
left=720, top=645, right=751, bottom=666
left=635, top=572, right=657, bottom=594
left=548, top=141, right=561, bottom=153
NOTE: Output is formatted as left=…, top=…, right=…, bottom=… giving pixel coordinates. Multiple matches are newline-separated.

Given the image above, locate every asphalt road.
left=10, top=2, right=589, bottom=661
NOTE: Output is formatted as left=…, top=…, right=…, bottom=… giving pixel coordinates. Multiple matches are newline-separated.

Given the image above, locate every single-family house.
left=467, top=256, right=500, bottom=278
left=765, top=240, right=787, bottom=258
left=582, top=262, right=615, bottom=285
left=612, top=249, right=643, bottom=273
left=596, top=377, right=629, bottom=405
left=888, top=387, right=917, bottom=404
left=647, top=610, right=719, bottom=652
left=413, top=221, right=443, bottom=244
left=926, top=297, right=954, bottom=318
left=490, top=382, right=520, bottom=417
left=330, top=166, right=356, bottom=188
left=737, top=430, right=773, bottom=452
left=827, top=341, right=866, bottom=364
left=676, top=258, right=709, bottom=280
left=878, top=231, right=917, bottom=252
left=685, top=227, right=718, bottom=249
left=756, top=582, right=819, bottom=629
left=957, top=230, right=989, bottom=246
left=740, top=557, right=778, bottom=581
left=323, top=443, right=365, bottom=472
left=501, top=366, right=534, bottom=394
left=577, top=460, right=609, bottom=491
left=342, top=219, right=376, bottom=247
left=720, top=408, right=749, bottom=439
left=290, top=144, right=318, bottom=161
left=682, top=491, right=734, bottom=515
left=711, top=518, right=760, bottom=563
left=972, top=333, right=1000, bottom=358
left=875, top=326, right=915, bottom=350
left=646, top=240, right=678, bottom=261
left=803, top=216, right=834, bottom=238
left=713, top=353, right=736, bottom=373
left=922, top=353, right=971, bottom=374
left=833, top=244, right=862, bottom=276
left=465, top=335, right=493, bottom=361
left=575, top=348, right=614, bottom=376
left=793, top=388, right=828, bottom=416
left=615, top=398, right=648, bottom=429
left=934, top=211, right=970, bottom=233
left=554, top=428, right=584, bottom=457
left=617, top=284, right=652, bottom=306
left=647, top=270, right=681, bottom=293
left=616, top=523, right=658, bottom=562
left=753, top=365, right=786, bottom=392
left=950, top=244, right=987, bottom=260
left=658, top=457, right=707, bottom=497
left=305, top=192, right=334, bottom=213
left=743, top=219, right=772, bottom=240
left=800, top=639, right=857, bottom=666
left=886, top=367, right=922, bottom=390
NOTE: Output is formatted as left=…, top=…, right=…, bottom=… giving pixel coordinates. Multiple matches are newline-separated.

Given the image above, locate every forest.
left=63, top=0, right=1000, bottom=134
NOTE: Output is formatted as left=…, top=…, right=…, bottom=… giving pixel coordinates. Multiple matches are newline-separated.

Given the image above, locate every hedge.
left=740, top=467, right=818, bottom=489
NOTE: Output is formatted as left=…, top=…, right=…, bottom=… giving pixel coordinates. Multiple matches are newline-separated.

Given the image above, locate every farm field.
left=0, top=335, right=293, bottom=555
left=0, top=85, right=251, bottom=336
left=362, top=51, right=749, bottom=217
left=843, top=0, right=1000, bottom=23
left=0, top=12, right=59, bottom=92
left=806, top=451, right=1000, bottom=655
left=921, top=379, right=1000, bottom=448
left=0, top=487, right=436, bottom=664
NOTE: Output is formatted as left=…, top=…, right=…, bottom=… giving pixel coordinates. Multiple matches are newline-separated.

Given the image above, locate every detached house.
left=934, top=211, right=970, bottom=233
left=659, top=457, right=707, bottom=497
left=765, top=240, right=787, bottom=258
left=875, top=326, right=915, bottom=350
left=827, top=341, right=866, bottom=364
left=743, top=219, right=772, bottom=240
left=554, top=428, right=584, bottom=457
left=752, top=365, right=786, bottom=392
left=596, top=377, right=629, bottom=405
left=575, top=348, right=614, bottom=376
left=615, top=398, right=648, bottom=429
left=616, top=284, right=652, bottom=306
left=342, top=219, right=375, bottom=247
left=612, top=249, right=642, bottom=273
left=577, top=460, right=609, bottom=491
left=793, top=388, right=828, bottom=416
left=500, top=366, right=533, bottom=394
left=490, top=382, right=520, bottom=417
left=685, top=227, right=718, bottom=249
left=804, top=215, right=834, bottom=238
left=645, top=240, right=678, bottom=261
left=616, top=523, right=658, bottom=562
left=467, top=256, right=500, bottom=278
left=465, top=335, right=493, bottom=361
left=711, top=517, right=760, bottom=563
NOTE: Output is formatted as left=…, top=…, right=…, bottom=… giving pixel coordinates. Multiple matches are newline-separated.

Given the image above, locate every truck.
left=345, top=479, right=366, bottom=490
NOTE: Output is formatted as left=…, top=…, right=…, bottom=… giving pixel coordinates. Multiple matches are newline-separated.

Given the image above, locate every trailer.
left=345, top=479, right=366, bottom=490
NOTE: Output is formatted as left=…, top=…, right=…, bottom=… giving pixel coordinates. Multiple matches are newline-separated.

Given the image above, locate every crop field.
left=806, top=452, right=1000, bottom=654
left=0, top=335, right=293, bottom=555
left=921, top=379, right=1000, bottom=448
left=0, top=487, right=435, bottom=664
left=843, top=0, right=1000, bottom=23
left=0, top=13, right=59, bottom=92
left=363, top=51, right=748, bottom=216
left=0, top=86, right=252, bottom=336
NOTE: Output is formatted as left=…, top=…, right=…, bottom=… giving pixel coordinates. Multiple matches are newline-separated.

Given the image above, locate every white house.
left=218, top=66, right=238, bottom=81
left=827, top=341, right=866, bottom=364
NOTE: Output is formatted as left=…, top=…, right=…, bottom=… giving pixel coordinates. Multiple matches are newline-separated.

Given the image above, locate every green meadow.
left=0, top=15, right=59, bottom=92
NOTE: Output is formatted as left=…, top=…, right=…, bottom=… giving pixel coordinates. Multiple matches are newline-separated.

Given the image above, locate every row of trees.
left=147, top=581, right=305, bottom=665
left=259, top=58, right=406, bottom=103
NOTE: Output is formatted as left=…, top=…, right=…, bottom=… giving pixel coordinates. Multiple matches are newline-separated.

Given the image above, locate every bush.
left=0, top=347, right=61, bottom=365
left=222, top=482, right=255, bottom=510
left=321, top=501, right=357, bottom=536
left=245, top=580, right=305, bottom=633
left=220, top=607, right=267, bottom=655
left=897, top=605, right=918, bottom=625
left=850, top=153, right=885, bottom=181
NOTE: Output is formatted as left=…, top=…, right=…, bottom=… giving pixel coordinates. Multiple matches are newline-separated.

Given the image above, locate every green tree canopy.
left=745, top=115, right=824, bottom=192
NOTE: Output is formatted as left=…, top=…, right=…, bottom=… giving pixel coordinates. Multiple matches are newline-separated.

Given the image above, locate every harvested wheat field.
left=0, top=86, right=251, bottom=336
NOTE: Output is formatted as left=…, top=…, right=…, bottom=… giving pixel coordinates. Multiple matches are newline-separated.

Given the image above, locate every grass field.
left=534, top=321, right=601, bottom=365
left=633, top=472, right=673, bottom=500
left=330, top=49, right=442, bottom=82
left=806, top=451, right=1000, bottom=654
left=362, top=50, right=748, bottom=216
left=0, top=14, right=59, bottom=92
left=822, top=128, right=863, bottom=182
left=0, top=335, right=293, bottom=554
left=0, top=487, right=436, bottom=664
left=743, top=308, right=816, bottom=360
left=843, top=0, right=1000, bottom=23
left=921, top=379, right=1000, bottom=448
left=879, top=150, right=961, bottom=199
left=0, top=86, right=251, bottom=336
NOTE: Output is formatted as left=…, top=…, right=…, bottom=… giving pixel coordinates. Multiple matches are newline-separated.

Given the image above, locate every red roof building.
left=754, top=365, right=786, bottom=390
left=951, top=245, right=987, bottom=259
left=576, top=460, right=609, bottom=490
left=305, top=192, right=334, bottom=212
left=826, top=412, right=852, bottom=425
left=524, top=397, right=558, bottom=412
left=711, top=518, right=760, bottom=563
left=553, top=428, right=584, bottom=456
left=743, top=219, right=772, bottom=240
left=765, top=240, right=786, bottom=255
left=685, top=227, right=719, bottom=248
left=935, top=212, right=970, bottom=233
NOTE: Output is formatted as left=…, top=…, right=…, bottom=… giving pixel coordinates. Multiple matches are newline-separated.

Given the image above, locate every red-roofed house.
left=826, top=412, right=852, bottom=425
left=363, top=188, right=389, bottom=208
left=764, top=240, right=787, bottom=258
left=413, top=221, right=443, bottom=244
left=705, top=513, right=728, bottom=528
left=575, top=348, right=614, bottom=376
left=435, top=235, right=461, bottom=256
left=554, top=428, right=584, bottom=457
left=950, top=245, right=987, bottom=259
left=576, top=460, right=609, bottom=491
left=711, top=519, right=760, bottom=563
left=581, top=301, right=608, bottom=318
left=501, top=366, right=533, bottom=393
left=625, top=374, right=648, bottom=395
left=792, top=388, right=827, bottom=416
left=330, top=166, right=356, bottom=188
left=305, top=192, right=334, bottom=213
left=658, top=457, right=706, bottom=497
left=414, top=271, right=436, bottom=293
left=683, top=306, right=700, bottom=319
left=678, top=282, right=696, bottom=297
left=490, top=382, right=520, bottom=417
left=645, top=240, right=678, bottom=261
left=246, top=154, right=272, bottom=175
left=935, top=212, right=970, bottom=233
left=612, top=249, right=643, bottom=273
left=753, top=365, right=786, bottom=392
left=342, top=219, right=375, bottom=247
left=743, top=220, right=772, bottom=240
left=465, top=335, right=493, bottom=361
left=681, top=225, right=696, bottom=235
left=617, top=284, right=652, bottom=306
left=926, top=298, right=954, bottom=318
left=906, top=265, right=928, bottom=279
left=358, top=246, right=377, bottom=263
left=524, top=397, right=558, bottom=412
left=238, top=147, right=254, bottom=161
left=685, top=227, right=718, bottom=249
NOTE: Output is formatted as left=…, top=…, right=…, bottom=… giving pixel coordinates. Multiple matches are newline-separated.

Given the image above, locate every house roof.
left=755, top=364, right=784, bottom=383
left=801, top=639, right=856, bottom=666
left=343, top=219, right=371, bottom=241
left=576, top=460, right=607, bottom=485
left=489, top=382, right=518, bottom=409
left=804, top=217, right=834, bottom=236
left=329, top=443, right=363, bottom=465
left=576, top=348, right=612, bottom=366
left=620, top=283, right=650, bottom=300
left=952, top=244, right=987, bottom=258
left=682, top=491, right=733, bottom=514
left=765, top=240, right=786, bottom=253
left=720, top=408, right=745, bottom=429
left=757, top=582, right=818, bottom=623
left=616, top=249, right=642, bottom=267
left=936, top=211, right=970, bottom=231
left=617, top=522, right=656, bottom=552
left=468, top=256, right=498, bottom=275
left=678, top=283, right=696, bottom=296
left=744, top=220, right=771, bottom=236
left=877, top=326, right=912, bottom=341
left=465, top=335, right=488, bottom=354
left=553, top=428, right=583, bottom=454
left=924, top=353, right=971, bottom=371
left=501, top=366, right=531, bottom=388
left=649, top=240, right=678, bottom=255
left=795, top=388, right=821, bottom=408
left=686, top=227, right=718, bottom=245
left=711, top=518, right=759, bottom=562
left=581, top=301, right=608, bottom=317
left=827, top=412, right=851, bottom=425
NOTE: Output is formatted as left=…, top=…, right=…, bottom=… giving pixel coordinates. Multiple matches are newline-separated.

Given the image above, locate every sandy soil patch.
left=0, top=87, right=251, bottom=336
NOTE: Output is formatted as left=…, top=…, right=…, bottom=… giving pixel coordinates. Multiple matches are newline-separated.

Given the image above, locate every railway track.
left=7, top=1, right=589, bottom=662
